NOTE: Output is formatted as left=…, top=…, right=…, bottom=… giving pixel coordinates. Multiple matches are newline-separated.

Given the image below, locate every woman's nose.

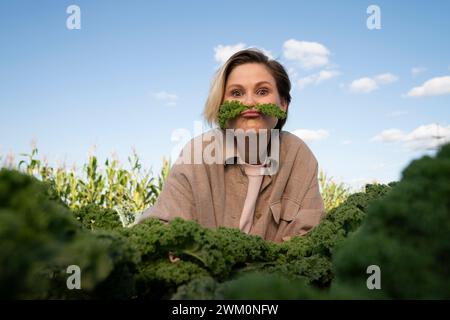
left=244, top=94, right=257, bottom=107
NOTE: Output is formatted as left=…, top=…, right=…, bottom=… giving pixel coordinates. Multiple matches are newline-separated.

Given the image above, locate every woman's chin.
left=237, top=125, right=266, bottom=133
left=235, top=119, right=269, bottom=132
left=226, top=116, right=277, bottom=132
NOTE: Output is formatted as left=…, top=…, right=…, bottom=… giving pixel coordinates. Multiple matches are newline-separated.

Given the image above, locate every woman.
left=137, top=48, right=325, bottom=242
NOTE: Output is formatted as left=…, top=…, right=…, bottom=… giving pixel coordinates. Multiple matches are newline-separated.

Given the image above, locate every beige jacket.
left=139, top=128, right=325, bottom=242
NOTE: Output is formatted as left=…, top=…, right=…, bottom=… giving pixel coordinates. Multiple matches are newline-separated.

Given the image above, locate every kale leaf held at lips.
left=217, top=100, right=287, bottom=129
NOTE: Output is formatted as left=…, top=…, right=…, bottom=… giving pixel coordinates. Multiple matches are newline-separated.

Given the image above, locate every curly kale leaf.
left=135, top=260, right=209, bottom=299
left=122, top=218, right=277, bottom=279
left=0, top=169, right=139, bottom=299
left=217, top=100, right=287, bottom=129
left=332, top=143, right=450, bottom=299
left=171, top=276, right=222, bottom=300
left=255, top=103, right=287, bottom=120
left=217, top=100, right=247, bottom=129
left=73, top=204, right=123, bottom=231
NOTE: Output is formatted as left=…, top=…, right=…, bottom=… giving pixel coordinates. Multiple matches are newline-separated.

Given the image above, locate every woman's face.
left=223, top=63, right=288, bottom=132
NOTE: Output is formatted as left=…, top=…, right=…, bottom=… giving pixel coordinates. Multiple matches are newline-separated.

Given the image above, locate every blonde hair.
left=203, top=48, right=292, bottom=130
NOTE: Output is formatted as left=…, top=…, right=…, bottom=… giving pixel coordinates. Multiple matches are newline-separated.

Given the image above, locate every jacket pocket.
left=270, top=197, right=301, bottom=224
left=271, top=197, right=323, bottom=242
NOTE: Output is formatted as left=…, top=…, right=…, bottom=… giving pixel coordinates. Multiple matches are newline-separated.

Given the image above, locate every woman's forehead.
left=226, top=64, right=276, bottom=87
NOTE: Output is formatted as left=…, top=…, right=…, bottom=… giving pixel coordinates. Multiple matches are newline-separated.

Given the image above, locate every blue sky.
left=1, top=0, right=449, bottom=189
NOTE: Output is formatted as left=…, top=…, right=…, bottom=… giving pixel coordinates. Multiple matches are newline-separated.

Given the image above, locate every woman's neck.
left=236, top=132, right=271, bottom=165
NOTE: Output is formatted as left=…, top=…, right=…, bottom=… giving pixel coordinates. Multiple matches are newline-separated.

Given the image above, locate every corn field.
left=1, top=147, right=351, bottom=218
left=7, top=147, right=170, bottom=217
left=318, top=169, right=351, bottom=211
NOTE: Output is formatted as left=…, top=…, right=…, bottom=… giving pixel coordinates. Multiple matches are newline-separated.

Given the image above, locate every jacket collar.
left=218, top=128, right=279, bottom=174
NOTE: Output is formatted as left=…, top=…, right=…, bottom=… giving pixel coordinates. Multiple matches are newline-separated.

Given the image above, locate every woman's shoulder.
left=280, top=130, right=307, bottom=147
left=280, top=130, right=318, bottom=164
left=174, top=129, right=318, bottom=166
left=173, top=128, right=224, bottom=166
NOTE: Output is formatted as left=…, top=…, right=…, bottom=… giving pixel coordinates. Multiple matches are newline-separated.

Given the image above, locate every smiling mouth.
left=240, top=109, right=262, bottom=117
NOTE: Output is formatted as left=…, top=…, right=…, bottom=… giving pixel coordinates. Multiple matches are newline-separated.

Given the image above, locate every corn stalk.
left=319, top=169, right=351, bottom=212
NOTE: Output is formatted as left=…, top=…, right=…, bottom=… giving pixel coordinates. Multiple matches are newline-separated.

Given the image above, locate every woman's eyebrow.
left=226, top=81, right=273, bottom=90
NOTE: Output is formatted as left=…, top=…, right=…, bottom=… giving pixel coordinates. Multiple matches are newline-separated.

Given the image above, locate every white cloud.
left=406, top=75, right=450, bottom=97
left=375, top=73, right=398, bottom=84
left=411, top=67, right=427, bottom=77
left=287, top=67, right=298, bottom=81
left=342, top=140, right=352, bottom=145
left=282, top=39, right=331, bottom=70
left=259, top=48, right=274, bottom=60
left=350, top=77, right=378, bottom=93
left=292, top=129, right=329, bottom=142
left=371, top=128, right=406, bottom=143
left=150, top=91, right=178, bottom=106
left=214, top=43, right=273, bottom=64
left=297, top=70, right=340, bottom=89
left=371, top=123, right=450, bottom=151
left=214, top=43, right=246, bottom=64
left=349, top=73, right=398, bottom=93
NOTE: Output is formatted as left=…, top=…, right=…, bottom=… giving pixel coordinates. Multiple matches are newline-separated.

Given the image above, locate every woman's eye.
left=257, top=88, right=269, bottom=95
left=231, top=90, right=242, bottom=97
